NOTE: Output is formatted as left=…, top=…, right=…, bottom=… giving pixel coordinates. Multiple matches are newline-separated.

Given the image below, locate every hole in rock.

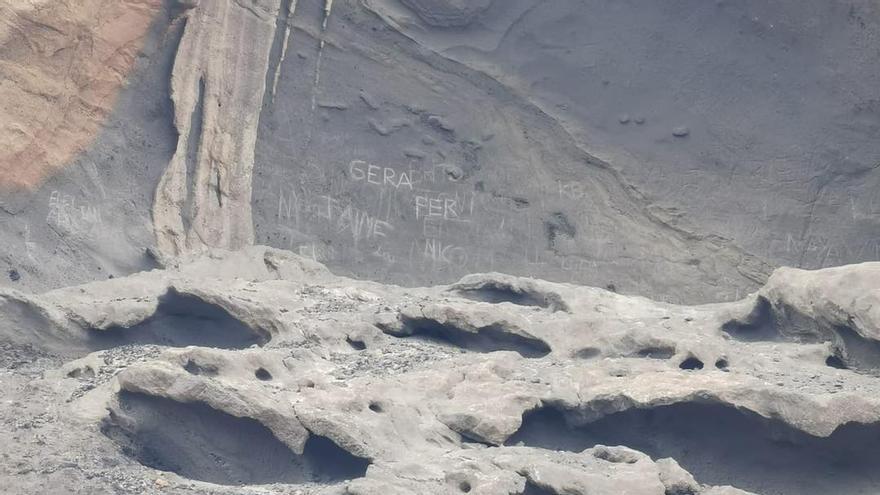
left=102, top=392, right=369, bottom=485
left=826, top=355, right=847, bottom=370
left=254, top=368, right=272, bottom=381
left=715, top=358, right=729, bottom=370
left=506, top=402, right=880, bottom=495
left=679, top=357, right=704, bottom=370
left=88, top=290, right=266, bottom=350
left=459, top=480, right=472, bottom=492
left=544, top=212, right=576, bottom=250
left=832, top=325, right=880, bottom=373
left=522, top=481, right=558, bottom=495
left=346, top=337, right=367, bottom=351
left=455, top=282, right=567, bottom=312
left=368, top=402, right=383, bottom=413
left=721, top=297, right=780, bottom=342
left=573, top=347, right=601, bottom=359
left=635, top=346, right=676, bottom=360
left=67, top=367, right=95, bottom=379
left=723, top=300, right=880, bottom=374
left=400, top=317, right=551, bottom=358
left=183, top=359, right=218, bottom=376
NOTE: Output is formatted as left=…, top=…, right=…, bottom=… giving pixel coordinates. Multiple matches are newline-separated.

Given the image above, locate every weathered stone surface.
left=760, top=263, right=880, bottom=341
left=0, top=1, right=879, bottom=493
left=152, top=0, right=282, bottom=256
left=3, top=0, right=878, bottom=308
left=2, top=249, right=880, bottom=494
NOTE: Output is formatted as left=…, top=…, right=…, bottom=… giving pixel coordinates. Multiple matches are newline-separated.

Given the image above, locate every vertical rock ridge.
left=310, top=0, right=335, bottom=113
left=153, top=0, right=282, bottom=257
left=267, top=0, right=298, bottom=104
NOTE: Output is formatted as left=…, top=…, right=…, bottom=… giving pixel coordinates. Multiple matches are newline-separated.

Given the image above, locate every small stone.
left=672, top=126, right=690, bottom=137
left=359, top=91, right=380, bottom=110
left=154, top=477, right=169, bottom=488
left=8, top=269, right=20, bottom=282
left=439, top=163, right=464, bottom=181
left=426, top=115, right=454, bottom=133
left=618, top=114, right=631, bottom=124
left=403, top=148, right=426, bottom=160
left=634, top=116, right=646, bottom=124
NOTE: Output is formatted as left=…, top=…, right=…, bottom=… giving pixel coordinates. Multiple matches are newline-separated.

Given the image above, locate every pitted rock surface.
left=3, top=247, right=880, bottom=494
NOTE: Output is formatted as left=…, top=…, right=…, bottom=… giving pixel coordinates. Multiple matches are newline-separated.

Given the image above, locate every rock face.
left=0, top=0, right=877, bottom=305
left=3, top=248, right=880, bottom=494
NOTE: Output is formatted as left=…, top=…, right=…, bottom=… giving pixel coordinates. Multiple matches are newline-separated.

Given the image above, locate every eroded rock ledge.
left=2, top=247, right=880, bottom=494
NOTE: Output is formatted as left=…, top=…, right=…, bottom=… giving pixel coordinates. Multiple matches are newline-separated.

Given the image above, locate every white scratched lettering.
left=349, top=160, right=414, bottom=190
left=46, top=191, right=103, bottom=236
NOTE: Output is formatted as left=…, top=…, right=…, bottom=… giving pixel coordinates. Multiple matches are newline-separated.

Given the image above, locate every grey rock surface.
left=1, top=0, right=877, bottom=306
left=3, top=247, right=880, bottom=494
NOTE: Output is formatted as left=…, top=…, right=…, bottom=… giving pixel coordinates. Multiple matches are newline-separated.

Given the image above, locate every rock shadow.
left=507, top=402, right=880, bottom=495
left=88, top=290, right=267, bottom=350
left=102, top=391, right=369, bottom=485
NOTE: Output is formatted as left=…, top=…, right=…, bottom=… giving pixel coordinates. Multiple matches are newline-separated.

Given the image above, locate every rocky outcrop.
left=0, top=1, right=877, bottom=493
left=758, top=263, right=880, bottom=341
left=152, top=0, right=282, bottom=256
left=3, top=248, right=880, bottom=494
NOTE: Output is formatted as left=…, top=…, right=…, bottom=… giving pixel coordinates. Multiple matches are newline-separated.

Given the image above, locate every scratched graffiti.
left=348, top=159, right=445, bottom=190
left=278, top=188, right=393, bottom=244
left=769, top=233, right=880, bottom=270
left=46, top=191, right=103, bottom=236
left=323, top=196, right=394, bottom=243
left=422, top=238, right=468, bottom=267
left=296, top=242, right=337, bottom=263
left=274, top=157, right=570, bottom=280
left=264, top=153, right=880, bottom=306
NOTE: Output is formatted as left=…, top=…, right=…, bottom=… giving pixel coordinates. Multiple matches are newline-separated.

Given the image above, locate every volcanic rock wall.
left=0, top=0, right=878, bottom=304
